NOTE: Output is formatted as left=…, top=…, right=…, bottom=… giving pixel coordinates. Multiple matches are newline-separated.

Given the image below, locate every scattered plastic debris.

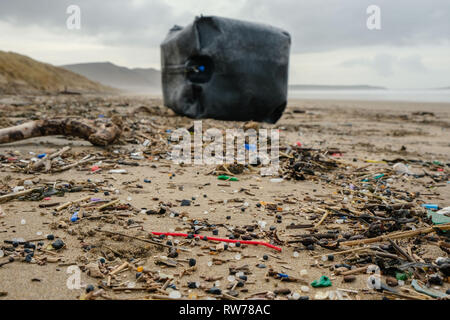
left=0, top=94, right=449, bottom=301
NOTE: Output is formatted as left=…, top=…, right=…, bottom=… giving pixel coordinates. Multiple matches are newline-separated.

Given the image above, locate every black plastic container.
left=161, top=16, right=291, bottom=124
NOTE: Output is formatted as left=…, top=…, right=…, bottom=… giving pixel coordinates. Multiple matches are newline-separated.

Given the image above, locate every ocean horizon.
left=288, top=89, right=450, bottom=103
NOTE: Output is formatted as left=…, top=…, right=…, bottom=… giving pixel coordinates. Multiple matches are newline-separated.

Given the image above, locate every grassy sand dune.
left=0, top=51, right=116, bottom=95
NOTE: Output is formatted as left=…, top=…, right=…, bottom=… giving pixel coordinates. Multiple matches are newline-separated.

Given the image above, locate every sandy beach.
left=0, top=95, right=449, bottom=300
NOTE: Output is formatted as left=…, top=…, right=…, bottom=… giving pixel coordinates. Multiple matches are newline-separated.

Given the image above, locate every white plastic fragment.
left=258, top=221, right=267, bottom=229
left=109, top=169, right=128, bottom=174
left=169, top=290, right=182, bottom=299
left=314, top=291, right=329, bottom=300
left=13, top=186, right=25, bottom=193
left=291, top=292, right=301, bottom=300
left=437, top=207, right=450, bottom=215
left=393, top=163, right=412, bottom=175
left=301, top=286, right=310, bottom=293
left=270, top=178, right=284, bottom=183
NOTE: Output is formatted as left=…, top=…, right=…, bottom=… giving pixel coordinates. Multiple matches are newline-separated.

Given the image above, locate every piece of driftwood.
left=340, top=223, right=450, bottom=247
left=0, top=188, right=41, bottom=204
left=0, top=117, right=122, bottom=146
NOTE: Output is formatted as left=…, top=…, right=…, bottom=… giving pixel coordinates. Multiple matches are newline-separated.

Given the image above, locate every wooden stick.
left=384, top=291, right=433, bottom=301
left=314, top=210, right=330, bottom=228
left=113, top=286, right=159, bottom=292
left=56, top=196, right=91, bottom=211
left=339, top=266, right=367, bottom=276
left=32, top=146, right=71, bottom=171
left=312, top=246, right=370, bottom=258
left=221, top=293, right=240, bottom=300
left=110, top=262, right=129, bottom=276
left=97, top=229, right=191, bottom=252
left=161, top=279, right=171, bottom=290
left=98, top=199, right=120, bottom=211
left=368, top=249, right=403, bottom=261
left=341, top=223, right=450, bottom=247
left=53, top=155, right=96, bottom=173
left=148, top=294, right=181, bottom=300
left=438, top=241, right=450, bottom=249
left=0, top=188, right=41, bottom=204
left=388, top=239, right=415, bottom=262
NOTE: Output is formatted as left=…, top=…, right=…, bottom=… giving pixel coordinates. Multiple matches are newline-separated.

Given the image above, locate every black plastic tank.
left=160, top=16, right=291, bottom=124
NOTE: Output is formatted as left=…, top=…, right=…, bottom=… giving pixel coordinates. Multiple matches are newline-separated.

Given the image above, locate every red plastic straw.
left=151, top=232, right=282, bottom=252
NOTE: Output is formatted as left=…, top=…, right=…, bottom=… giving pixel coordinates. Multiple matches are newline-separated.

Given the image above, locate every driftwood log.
left=0, top=116, right=122, bottom=146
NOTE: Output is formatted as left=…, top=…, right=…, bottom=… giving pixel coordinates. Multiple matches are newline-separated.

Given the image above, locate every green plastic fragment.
left=311, top=276, right=332, bottom=288
left=374, top=174, right=385, bottom=180
left=427, top=210, right=450, bottom=225
left=218, top=175, right=239, bottom=182
left=395, top=272, right=408, bottom=281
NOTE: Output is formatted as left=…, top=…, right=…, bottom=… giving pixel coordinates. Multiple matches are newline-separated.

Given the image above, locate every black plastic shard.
left=160, top=16, right=291, bottom=124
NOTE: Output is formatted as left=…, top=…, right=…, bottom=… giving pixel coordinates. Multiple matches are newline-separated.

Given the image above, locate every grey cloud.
left=0, top=0, right=188, bottom=47
left=0, top=0, right=449, bottom=53
left=341, top=54, right=428, bottom=77
left=238, top=0, right=450, bottom=53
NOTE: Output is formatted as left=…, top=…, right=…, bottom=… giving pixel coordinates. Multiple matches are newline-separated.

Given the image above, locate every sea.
left=288, top=89, right=450, bottom=103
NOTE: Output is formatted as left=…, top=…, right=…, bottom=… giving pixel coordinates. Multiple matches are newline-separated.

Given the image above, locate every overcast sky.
left=0, top=0, right=449, bottom=88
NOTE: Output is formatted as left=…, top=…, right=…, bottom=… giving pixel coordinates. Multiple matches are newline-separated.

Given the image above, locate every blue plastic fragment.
left=37, top=153, right=47, bottom=159
left=198, top=65, right=205, bottom=72
left=422, top=204, right=439, bottom=210
left=70, top=211, right=79, bottom=222
left=277, top=273, right=289, bottom=279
